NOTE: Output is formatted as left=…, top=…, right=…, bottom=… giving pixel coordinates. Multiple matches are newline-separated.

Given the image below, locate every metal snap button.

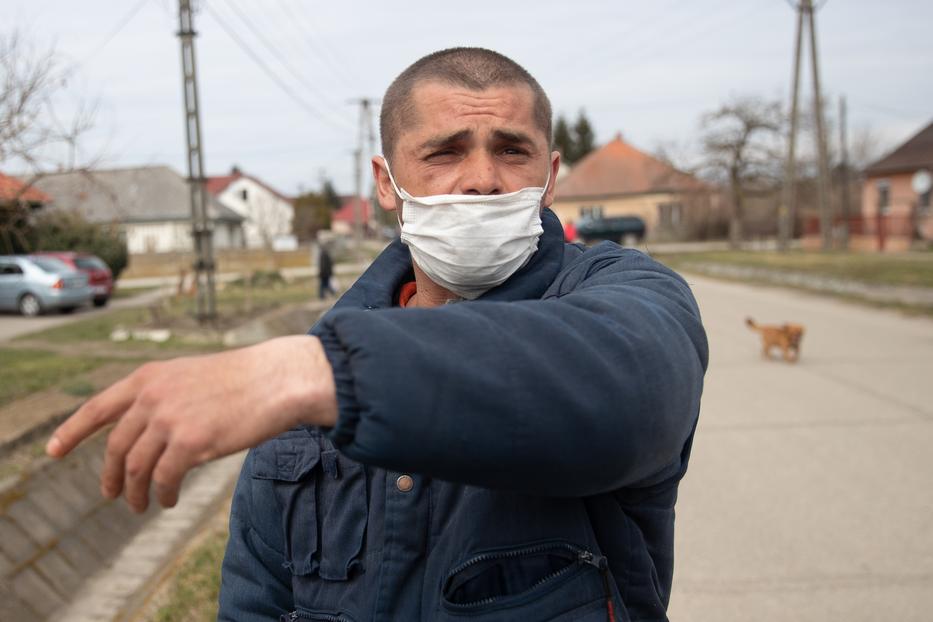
left=396, top=474, right=414, bottom=492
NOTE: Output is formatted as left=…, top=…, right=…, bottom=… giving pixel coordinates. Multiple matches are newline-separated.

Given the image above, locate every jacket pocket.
left=251, top=430, right=368, bottom=580
left=441, top=541, right=616, bottom=618
left=316, top=448, right=367, bottom=580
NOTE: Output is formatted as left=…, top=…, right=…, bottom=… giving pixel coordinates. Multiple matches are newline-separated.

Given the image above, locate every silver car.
left=0, top=255, right=93, bottom=316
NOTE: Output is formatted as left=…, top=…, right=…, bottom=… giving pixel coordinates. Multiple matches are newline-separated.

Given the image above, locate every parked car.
left=34, top=251, right=114, bottom=307
left=0, top=255, right=92, bottom=316
left=576, top=215, right=647, bottom=245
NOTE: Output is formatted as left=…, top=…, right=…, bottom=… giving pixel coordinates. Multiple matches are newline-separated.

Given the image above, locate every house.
left=859, top=120, right=933, bottom=251
left=551, top=134, right=709, bottom=242
left=0, top=172, right=52, bottom=252
left=0, top=171, right=51, bottom=210
left=331, top=195, right=374, bottom=236
left=206, top=166, right=295, bottom=250
left=30, top=166, right=245, bottom=254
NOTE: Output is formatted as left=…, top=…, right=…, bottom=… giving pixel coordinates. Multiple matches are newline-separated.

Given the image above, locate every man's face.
left=373, top=81, right=559, bottom=212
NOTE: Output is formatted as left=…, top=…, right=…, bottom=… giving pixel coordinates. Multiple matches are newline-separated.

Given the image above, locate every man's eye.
left=501, top=147, right=528, bottom=156
left=427, top=150, right=455, bottom=159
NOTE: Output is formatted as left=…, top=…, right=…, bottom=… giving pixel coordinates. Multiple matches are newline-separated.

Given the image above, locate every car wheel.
left=19, top=293, right=42, bottom=317
left=93, top=297, right=109, bottom=307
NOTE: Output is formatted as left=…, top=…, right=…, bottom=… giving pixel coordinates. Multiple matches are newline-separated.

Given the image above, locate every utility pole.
left=349, top=98, right=378, bottom=259
left=177, top=0, right=216, bottom=321
left=778, top=3, right=804, bottom=251
left=839, top=95, right=850, bottom=249
left=807, top=0, right=833, bottom=252
left=779, top=0, right=833, bottom=252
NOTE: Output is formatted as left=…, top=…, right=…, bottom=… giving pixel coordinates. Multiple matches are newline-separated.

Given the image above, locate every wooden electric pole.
left=177, top=0, right=216, bottom=321
left=779, top=0, right=833, bottom=252
left=839, top=95, right=850, bottom=249
left=779, top=3, right=805, bottom=250
left=807, top=0, right=833, bottom=251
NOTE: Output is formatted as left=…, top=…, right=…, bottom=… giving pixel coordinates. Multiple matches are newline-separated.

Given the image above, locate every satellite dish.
left=912, top=169, right=932, bottom=195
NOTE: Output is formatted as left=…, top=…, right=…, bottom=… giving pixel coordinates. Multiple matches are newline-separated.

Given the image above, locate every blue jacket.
left=218, top=208, right=708, bottom=622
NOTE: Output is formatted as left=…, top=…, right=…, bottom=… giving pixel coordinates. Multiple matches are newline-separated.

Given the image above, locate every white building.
left=32, top=166, right=246, bottom=254
left=207, top=167, right=295, bottom=250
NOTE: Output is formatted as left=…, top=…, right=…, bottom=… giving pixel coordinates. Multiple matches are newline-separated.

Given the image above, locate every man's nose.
left=460, top=154, right=501, bottom=195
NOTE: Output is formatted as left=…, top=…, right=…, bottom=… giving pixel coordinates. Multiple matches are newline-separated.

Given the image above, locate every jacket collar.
left=327, top=207, right=566, bottom=312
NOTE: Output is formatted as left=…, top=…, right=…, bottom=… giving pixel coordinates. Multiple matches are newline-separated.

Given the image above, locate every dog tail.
left=745, top=317, right=758, bottom=331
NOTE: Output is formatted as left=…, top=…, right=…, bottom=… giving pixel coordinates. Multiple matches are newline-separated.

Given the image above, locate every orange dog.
left=746, top=317, right=805, bottom=362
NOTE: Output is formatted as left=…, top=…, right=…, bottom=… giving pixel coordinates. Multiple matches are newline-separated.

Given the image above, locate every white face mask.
left=383, top=161, right=549, bottom=300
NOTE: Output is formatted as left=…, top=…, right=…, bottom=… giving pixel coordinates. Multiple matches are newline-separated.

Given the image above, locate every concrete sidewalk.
left=669, top=275, right=933, bottom=621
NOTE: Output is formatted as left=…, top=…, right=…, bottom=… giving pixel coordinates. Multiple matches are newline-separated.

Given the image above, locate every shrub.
left=30, top=211, right=129, bottom=280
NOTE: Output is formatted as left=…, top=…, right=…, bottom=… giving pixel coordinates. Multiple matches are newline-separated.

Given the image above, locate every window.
left=29, top=257, right=68, bottom=273
left=877, top=180, right=890, bottom=215
left=75, top=257, right=107, bottom=270
left=579, top=205, right=604, bottom=219
left=0, top=263, right=23, bottom=275
left=920, top=189, right=931, bottom=213
left=658, top=203, right=683, bottom=229
left=241, top=188, right=249, bottom=201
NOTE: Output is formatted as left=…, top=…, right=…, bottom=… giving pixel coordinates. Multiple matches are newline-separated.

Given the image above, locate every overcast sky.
left=5, top=0, right=932, bottom=197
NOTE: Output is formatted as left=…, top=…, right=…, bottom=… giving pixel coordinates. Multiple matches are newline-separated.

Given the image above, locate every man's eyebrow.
left=418, top=129, right=472, bottom=151
left=491, top=129, right=535, bottom=145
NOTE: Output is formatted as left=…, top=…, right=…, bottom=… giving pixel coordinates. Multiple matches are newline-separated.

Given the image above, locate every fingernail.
left=46, top=437, right=62, bottom=457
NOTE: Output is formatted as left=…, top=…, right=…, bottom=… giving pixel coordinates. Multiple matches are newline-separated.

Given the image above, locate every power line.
left=214, top=0, right=351, bottom=121
left=202, top=2, right=353, bottom=132
left=62, top=0, right=150, bottom=74
left=276, top=0, right=361, bottom=92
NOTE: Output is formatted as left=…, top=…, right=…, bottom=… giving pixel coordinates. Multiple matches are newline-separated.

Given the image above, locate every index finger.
left=46, top=372, right=141, bottom=458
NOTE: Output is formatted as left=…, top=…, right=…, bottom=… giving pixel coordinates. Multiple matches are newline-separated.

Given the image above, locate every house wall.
left=124, top=221, right=244, bottom=254
left=860, top=171, right=933, bottom=246
left=551, top=191, right=694, bottom=241
left=125, top=222, right=191, bottom=254
left=218, top=179, right=294, bottom=249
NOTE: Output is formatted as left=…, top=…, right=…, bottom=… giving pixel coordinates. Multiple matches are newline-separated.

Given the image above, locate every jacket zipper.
left=445, top=542, right=613, bottom=611
left=281, top=611, right=348, bottom=622
left=579, top=550, right=617, bottom=622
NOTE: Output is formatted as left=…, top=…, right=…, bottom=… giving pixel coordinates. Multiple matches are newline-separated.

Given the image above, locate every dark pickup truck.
left=576, top=216, right=646, bottom=245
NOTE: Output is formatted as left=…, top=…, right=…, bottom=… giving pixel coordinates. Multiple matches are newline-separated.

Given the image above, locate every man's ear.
left=542, top=151, right=561, bottom=208
left=372, top=156, right=401, bottom=213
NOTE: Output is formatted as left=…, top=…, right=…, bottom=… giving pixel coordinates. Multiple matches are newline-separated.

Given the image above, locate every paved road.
left=668, top=275, right=933, bottom=621
left=0, top=288, right=170, bottom=343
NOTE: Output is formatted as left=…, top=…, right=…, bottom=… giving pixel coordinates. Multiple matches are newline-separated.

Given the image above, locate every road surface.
left=669, top=274, right=933, bottom=621
left=0, top=288, right=169, bottom=343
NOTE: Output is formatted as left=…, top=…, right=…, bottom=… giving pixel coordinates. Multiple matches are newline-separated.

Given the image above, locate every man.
left=317, top=238, right=335, bottom=300
left=46, top=48, right=707, bottom=621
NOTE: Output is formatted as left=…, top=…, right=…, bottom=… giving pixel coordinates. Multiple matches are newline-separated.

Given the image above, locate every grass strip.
left=654, top=250, right=933, bottom=288
left=151, top=526, right=228, bottom=622
left=0, top=348, right=108, bottom=407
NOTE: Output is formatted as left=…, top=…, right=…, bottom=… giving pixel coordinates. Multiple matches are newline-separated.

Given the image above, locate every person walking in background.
left=318, top=241, right=335, bottom=299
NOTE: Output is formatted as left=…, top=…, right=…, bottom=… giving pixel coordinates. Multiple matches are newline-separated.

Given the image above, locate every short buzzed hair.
left=380, top=47, right=552, bottom=159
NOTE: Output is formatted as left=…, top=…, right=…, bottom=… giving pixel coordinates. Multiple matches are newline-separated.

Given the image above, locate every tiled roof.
left=333, top=196, right=372, bottom=224
left=0, top=172, right=51, bottom=204
left=30, top=165, right=245, bottom=224
left=555, top=134, right=704, bottom=199
left=865, top=120, right=933, bottom=176
left=205, top=174, right=238, bottom=196
left=206, top=167, right=294, bottom=204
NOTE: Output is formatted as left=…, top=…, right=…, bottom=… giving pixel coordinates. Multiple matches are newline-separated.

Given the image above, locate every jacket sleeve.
left=218, top=451, right=294, bottom=621
left=316, top=248, right=708, bottom=497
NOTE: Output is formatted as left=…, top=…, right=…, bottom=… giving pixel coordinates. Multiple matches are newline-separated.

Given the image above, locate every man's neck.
left=409, top=262, right=461, bottom=308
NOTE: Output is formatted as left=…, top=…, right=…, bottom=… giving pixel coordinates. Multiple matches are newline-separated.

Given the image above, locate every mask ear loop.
left=379, top=156, right=407, bottom=228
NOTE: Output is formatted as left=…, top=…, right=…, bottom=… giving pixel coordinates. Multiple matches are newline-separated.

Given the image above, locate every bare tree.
left=1, top=30, right=98, bottom=252
left=700, top=96, right=784, bottom=247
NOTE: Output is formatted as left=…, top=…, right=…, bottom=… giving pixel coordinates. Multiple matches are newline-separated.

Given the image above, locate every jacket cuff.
left=317, top=327, right=362, bottom=447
